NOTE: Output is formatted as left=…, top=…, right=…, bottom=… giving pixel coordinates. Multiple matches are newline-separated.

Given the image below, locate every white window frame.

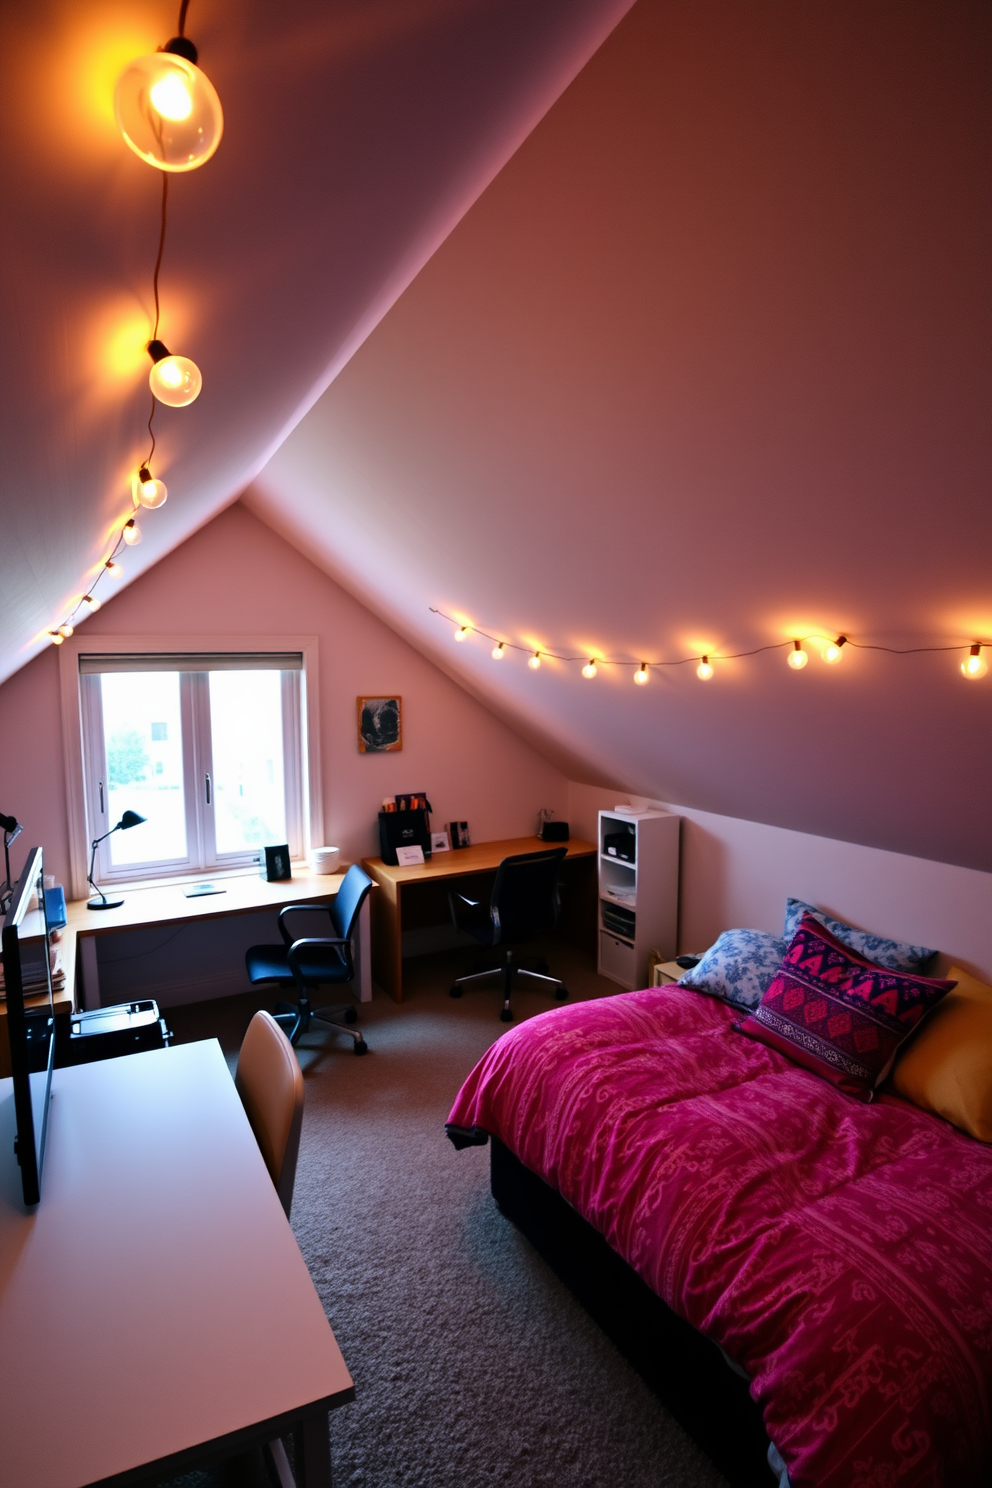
left=59, top=636, right=322, bottom=900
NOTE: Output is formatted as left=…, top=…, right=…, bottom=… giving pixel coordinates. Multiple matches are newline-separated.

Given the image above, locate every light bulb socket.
left=147, top=339, right=171, bottom=364
left=162, top=35, right=198, bottom=65
left=969, top=644, right=982, bottom=658
left=834, top=635, right=848, bottom=650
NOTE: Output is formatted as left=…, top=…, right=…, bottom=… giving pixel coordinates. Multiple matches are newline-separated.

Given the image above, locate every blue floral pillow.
left=783, top=898, right=935, bottom=973
left=678, top=929, right=788, bottom=1011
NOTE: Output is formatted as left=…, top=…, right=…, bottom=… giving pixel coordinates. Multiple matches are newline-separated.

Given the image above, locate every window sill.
left=100, top=860, right=312, bottom=896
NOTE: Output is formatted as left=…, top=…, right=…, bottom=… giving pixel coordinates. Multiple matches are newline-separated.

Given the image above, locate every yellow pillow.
left=891, top=966, right=992, bottom=1142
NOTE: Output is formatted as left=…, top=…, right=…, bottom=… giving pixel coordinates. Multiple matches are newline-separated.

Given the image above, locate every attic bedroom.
left=0, top=3, right=989, bottom=1487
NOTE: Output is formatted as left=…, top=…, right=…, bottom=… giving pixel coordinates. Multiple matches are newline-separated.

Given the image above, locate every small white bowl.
left=311, top=846, right=341, bottom=875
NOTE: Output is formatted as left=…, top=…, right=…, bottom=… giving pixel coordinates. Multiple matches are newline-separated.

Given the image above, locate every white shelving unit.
left=597, top=808, right=680, bottom=990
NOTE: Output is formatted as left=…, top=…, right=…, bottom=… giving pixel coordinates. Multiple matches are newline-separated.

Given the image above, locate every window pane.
left=100, top=672, right=187, bottom=865
left=209, top=671, right=287, bottom=855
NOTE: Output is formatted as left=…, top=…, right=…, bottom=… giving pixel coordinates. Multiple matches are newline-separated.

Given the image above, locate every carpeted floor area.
left=153, top=944, right=730, bottom=1488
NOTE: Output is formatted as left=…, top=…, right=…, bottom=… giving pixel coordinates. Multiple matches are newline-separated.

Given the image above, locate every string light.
left=50, top=632, right=64, bottom=646
left=132, top=465, right=168, bottom=509
left=123, top=518, right=142, bottom=546
left=454, top=626, right=470, bottom=642
left=962, top=644, right=988, bottom=680
left=105, top=560, right=123, bottom=579
left=114, top=22, right=223, bottom=174
left=83, top=595, right=101, bottom=612
left=58, top=624, right=74, bottom=639
left=147, top=340, right=202, bottom=407
left=429, top=608, right=989, bottom=684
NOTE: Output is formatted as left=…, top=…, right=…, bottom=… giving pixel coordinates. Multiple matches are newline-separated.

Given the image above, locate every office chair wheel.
left=344, top=1006, right=358, bottom=1023
left=354, top=1037, right=368, bottom=1055
left=499, top=1007, right=514, bottom=1023
left=449, top=986, right=463, bottom=998
left=555, top=986, right=569, bottom=1000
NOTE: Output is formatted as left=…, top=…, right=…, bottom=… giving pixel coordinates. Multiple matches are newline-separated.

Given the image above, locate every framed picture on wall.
left=357, top=696, right=402, bottom=753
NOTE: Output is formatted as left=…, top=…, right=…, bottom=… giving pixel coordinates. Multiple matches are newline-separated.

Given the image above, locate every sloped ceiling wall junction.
left=0, top=0, right=631, bottom=675
left=248, top=0, right=992, bottom=872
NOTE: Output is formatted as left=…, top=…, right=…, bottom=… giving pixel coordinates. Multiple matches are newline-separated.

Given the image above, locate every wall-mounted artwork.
left=358, top=696, right=402, bottom=753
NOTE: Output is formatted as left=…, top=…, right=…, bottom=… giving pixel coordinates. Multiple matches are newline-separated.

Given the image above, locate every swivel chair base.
left=274, top=997, right=368, bottom=1054
left=450, top=948, right=568, bottom=1023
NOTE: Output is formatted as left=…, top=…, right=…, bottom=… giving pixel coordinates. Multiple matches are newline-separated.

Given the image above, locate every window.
left=79, top=652, right=306, bottom=884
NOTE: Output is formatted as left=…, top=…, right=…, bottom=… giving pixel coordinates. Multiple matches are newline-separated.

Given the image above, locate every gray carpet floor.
left=154, top=944, right=730, bottom=1488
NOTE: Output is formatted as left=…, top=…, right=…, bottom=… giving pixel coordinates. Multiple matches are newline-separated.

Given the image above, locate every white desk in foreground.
left=0, top=1042, right=353, bottom=1486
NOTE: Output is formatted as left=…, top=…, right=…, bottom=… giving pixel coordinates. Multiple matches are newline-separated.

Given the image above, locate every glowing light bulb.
left=149, top=73, right=193, bottom=121
left=83, top=594, right=101, bottom=611
left=961, top=644, right=988, bottom=679
left=528, top=652, right=541, bottom=670
left=634, top=663, right=649, bottom=685
left=492, top=643, right=505, bottom=660
left=58, top=623, right=74, bottom=639
left=788, top=641, right=808, bottom=670
left=50, top=632, right=64, bottom=646
left=147, top=342, right=202, bottom=407
left=824, top=635, right=847, bottom=664
left=132, top=465, right=168, bottom=509
left=454, top=626, right=470, bottom=642
left=123, top=518, right=142, bottom=546
left=582, top=660, right=597, bottom=679
left=696, top=657, right=714, bottom=681
left=114, top=44, right=223, bottom=172
left=106, top=560, right=123, bottom=579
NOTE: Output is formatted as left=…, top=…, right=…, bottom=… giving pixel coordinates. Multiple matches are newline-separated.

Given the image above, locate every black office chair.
left=448, top=847, right=569, bottom=1022
left=245, top=864, right=374, bottom=1055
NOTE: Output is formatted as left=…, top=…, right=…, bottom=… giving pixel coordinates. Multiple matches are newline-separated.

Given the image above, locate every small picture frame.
left=449, top=821, right=471, bottom=849
left=358, top=696, right=402, bottom=753
left=430, top=831, right=450, bottom=853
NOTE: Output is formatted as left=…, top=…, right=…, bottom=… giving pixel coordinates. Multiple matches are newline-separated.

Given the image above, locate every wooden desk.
left=0, top=1040, right=352, bottom=1486
left=1, top=871, right=370, bottom=1075
left=362, top=836, right=596, bottom=1001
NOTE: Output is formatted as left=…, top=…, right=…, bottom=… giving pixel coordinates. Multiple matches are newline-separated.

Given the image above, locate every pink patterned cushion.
left=734, top=913, right=955, bottom=1101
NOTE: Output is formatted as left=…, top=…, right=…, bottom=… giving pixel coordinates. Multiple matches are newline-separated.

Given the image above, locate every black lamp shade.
left=118, top=810, right=146, bottom=830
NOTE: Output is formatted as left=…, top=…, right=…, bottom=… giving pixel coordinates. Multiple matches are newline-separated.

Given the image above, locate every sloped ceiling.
left=247, top=0, right=992, bottom=872
left=0, top=0, right=630, bottom=673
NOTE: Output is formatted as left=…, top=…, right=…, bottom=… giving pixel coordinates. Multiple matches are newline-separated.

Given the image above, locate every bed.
left=446, top=968, right=992, bottom=1487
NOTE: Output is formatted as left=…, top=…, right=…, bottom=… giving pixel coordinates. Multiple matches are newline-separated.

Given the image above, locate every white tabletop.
left=0, top=1041, right=352, bottom=1487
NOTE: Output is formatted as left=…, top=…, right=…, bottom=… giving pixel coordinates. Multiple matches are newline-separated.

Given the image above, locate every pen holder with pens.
left=378, top=795, right=433, bottom=865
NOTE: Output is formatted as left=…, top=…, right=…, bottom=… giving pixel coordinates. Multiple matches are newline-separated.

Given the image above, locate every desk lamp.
left=1, top=811, right=23, bottom=914
left=87, top=811, right=147, bottom=910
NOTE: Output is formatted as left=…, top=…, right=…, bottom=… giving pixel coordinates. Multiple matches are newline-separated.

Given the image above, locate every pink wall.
left=569, top=783, right=992, bottom=982
left=0, top=503, right=569, bottom=898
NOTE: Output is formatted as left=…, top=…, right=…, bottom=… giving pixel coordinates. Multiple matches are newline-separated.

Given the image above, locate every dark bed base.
left=489, top=1137, right=774, bottom=1487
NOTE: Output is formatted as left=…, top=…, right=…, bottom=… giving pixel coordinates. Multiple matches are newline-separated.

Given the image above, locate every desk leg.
left=356, top=897, right=372, bottom=1004
left=294, top=1409, right=332, bottom=1488
left=368, top=871, right=403, bottom=1001
left=78, top=935, right=100, bottom=1011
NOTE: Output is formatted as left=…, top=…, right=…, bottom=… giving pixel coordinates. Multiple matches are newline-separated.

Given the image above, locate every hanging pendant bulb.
left=114, top=39, right=223, bottom=173
left=83, top=594, right=101, bottom=612
left=788, top=640, right=808, bottom=670
left=454, top=626, right=470, bottom=642
left=961, top=644, right=988, bottom=679
left=492, top=643, right=505, bottom=660
left=634, top=662, right=649, bottom=685
left=132, top=464, right=168, bottom=508
left=696, top=657, right=714, bottom=681
left=106, top=559, right=124, bottom=579
left=581, top=660, right=597, bottom=679
left=824, top=634, right=847, bottom=664
left=148, top=340, right=202, bottom=407
left=528, top=652, right=541, bottom=670
left=50, top=632, right=64, bottom=646
left=58, top=623, right=74, bottom=639
left=123, top=518, right=142, bottom=546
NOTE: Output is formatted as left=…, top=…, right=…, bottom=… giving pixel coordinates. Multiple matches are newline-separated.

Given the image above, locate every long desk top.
left=63, top=868, right=347, bottom=939
left=0, top=1040, right=352, bottom=1487
left=362, top=835, right=595, bottom=888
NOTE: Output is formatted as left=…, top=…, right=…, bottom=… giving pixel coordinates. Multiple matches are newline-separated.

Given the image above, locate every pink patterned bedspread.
left=446, top=987, right=992, bottom=1487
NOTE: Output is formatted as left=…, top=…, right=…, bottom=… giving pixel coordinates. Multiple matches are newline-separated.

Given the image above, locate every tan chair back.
left=235, top=1010, right=305, bottom=1217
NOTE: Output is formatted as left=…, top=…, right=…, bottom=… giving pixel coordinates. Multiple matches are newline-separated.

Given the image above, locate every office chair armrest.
left=450, top=892, right=481, bottom=909
left=277, top=903, right=335, bottom=946
left=287, top=935, right=355, bottom=983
